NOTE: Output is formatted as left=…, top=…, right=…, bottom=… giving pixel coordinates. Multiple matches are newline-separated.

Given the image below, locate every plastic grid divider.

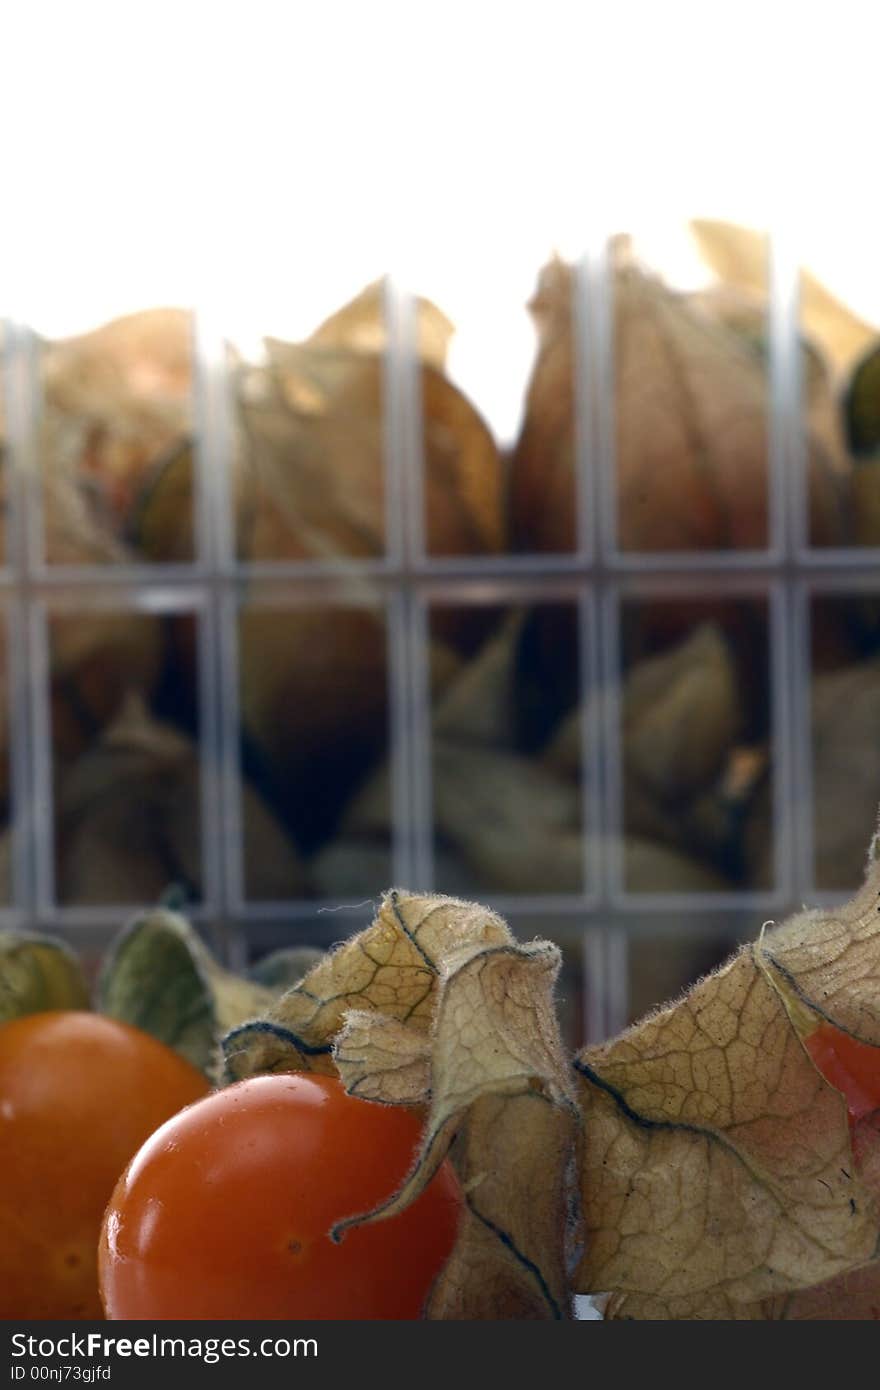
left=0, top=231, right=860, bottom=1039
left=3, top=321, right=42, bottom=923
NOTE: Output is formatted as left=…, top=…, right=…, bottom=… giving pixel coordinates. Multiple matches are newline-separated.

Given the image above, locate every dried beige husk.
left=436, top=616, right=745, bottom=890
left=307, top=279, right=455, bottom=369
left=409, top=613, right=583, bottom=894
left=313, top=831, right=728, bottom=913
left=0, top=832, right=11, bottom=905
left=0, top=326, right=164, bottom=776
left=624, top=624, right=741, bottom=799
left=0, top=396, right=163, bottom=807
left=237, top=340, right=503, bottom=561
left=575, top=848, right=880, bottom=1319
left=690, top=219, right=877, bottom=378
left=0, top=596, right=160, bottom=816
left=810, top=660, right=880, bottom=891
left=511, top=256, right=849, bottom=554
left=432, top=745, right=583, bottom=894
left=223, top=892, right=509, bottom=1079
left=547, top=622, right=741, bottom=806
left=0, top=312, right=189, bottom=561
left=745, top=657, right=880, bottom=894
left=688, top=280, right=851, bottom=483
left=626, top=926, right=742, bottom=1031
left=48, top=610, right=163, bottom=774
left=615, top=265, right=770, bottom=550
left=43, top=309, right=192, bottom=419
left=235, top=600, right=391, bottom=857
left=228, top=827, right=880, bottom=1319
left=39, top=309, right=193, bottom=557
left=852, top=462, right=880, bottom=560
left=55, top=695, right=309, bottom=906
left=315, top=616, right=743, bottom=901
left=127, top=279, right=499, bottom=857
left=846, top=341, right=880, bottom=461
left=221, top=890, right=580, bottom=1319
left=846, top=342, right=880, bottom=562
left=238, top=632, right=458, bottom=865
left=616, top=624, right=758, bottom=881
left=310, top=614, right=584, bottom=896
left=132, top=281, right=502, bottom=566
left=432, top=610, right=523, bottom=747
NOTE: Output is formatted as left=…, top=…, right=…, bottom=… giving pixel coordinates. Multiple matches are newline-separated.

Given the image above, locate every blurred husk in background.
left=0, top=221, right=878, bottom=1026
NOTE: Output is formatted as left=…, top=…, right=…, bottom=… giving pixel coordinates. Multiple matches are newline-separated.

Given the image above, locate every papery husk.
left=684, top=276, right=868, bottom=673
left=631, top=1139, right=880, bottom=1320
left=0, top=327, right=8, bottom=565
left=315, top=616, right=740, bottom=901
left=39, top=309, right=193, bottom=557
left=623, top=623, right=742, bottom=800
left=852, top=461, right=880, bottom=565
left=160, top=600, right=463, bottom=868
left=99, top=907, right=276, bottom=1075
left=614, top=263, right=768, bottom=550
left=0, top=930, right=90, bottom=1023
left=0, top=392, right=163, bottom=802
left=236, top=601, right=391, bottom=857
left=547, top=622, right=741, bottom=804
left=307, top=279, right=455, bottom=369
left=128, top=294, right=471, bottom=561
left=690, top=219, right=877, bottom=378
left=236, top=345, right=503, bottom=560
left=575, top=839, right=880, bottom=1318
left=0, top=341, right=164, bottom=777
left=0, top=832, right=11, bottom=905
left=48, top=607, right=163, bottom=775
left=846, top=344, right=880, bottom=582
left=846, top=341, right=880, bottom=460
left=765, top=1257, right=880, bottom=1320
left=425, top=611, right=582, bottom=894
left=0, top=551, right=161, bottom=810
left=132, top=282, right=503, bottom=566
left=127, top=437, right=195, bottom=560
left=43, top=309, right=192, bottom=419
left=221, top=890, right=580, bottom=1319
left=430, top=744, right=583, bottom=894
left=54, top=694, right=309, bottom=906
left=126, top=279, right=500, bottom=855
left=510, top=256, right=850, bottom=554
left=315, top=784, right=733, bottom=951
left=313, top=828, right=729, bottom=910
left=309, top=614, right=586, bottom=897
left=414, top=1092, right=578, bottom=1320
left=745, top=657, right=880, bottom=894
left=768, top=1110, right=880, bottom=1319
left=626, top=926, right=743, bottom=1031
left=487, top=614, right=750, bottom=886
left=6, top=341, right=165, bottom=768
left=222, top=892, right=510, bottom=1080
left=688, top=281, right=852, bottom=482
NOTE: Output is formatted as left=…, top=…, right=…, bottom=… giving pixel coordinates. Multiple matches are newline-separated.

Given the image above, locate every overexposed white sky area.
left=2, top=0, right=877, bottom=442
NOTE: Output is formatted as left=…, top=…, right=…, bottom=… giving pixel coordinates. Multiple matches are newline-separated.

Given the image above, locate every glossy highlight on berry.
left=99, top=1071, right=463, bottom=1320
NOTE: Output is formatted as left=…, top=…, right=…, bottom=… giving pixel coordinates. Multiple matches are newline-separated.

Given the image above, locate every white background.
left=2, top=0, right=876, bottom=440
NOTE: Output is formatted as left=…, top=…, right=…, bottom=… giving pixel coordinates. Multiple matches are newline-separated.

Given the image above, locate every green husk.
left=98, top=908, right=274, bottom=1074
left=0, top=930, right=90, bottom=1023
